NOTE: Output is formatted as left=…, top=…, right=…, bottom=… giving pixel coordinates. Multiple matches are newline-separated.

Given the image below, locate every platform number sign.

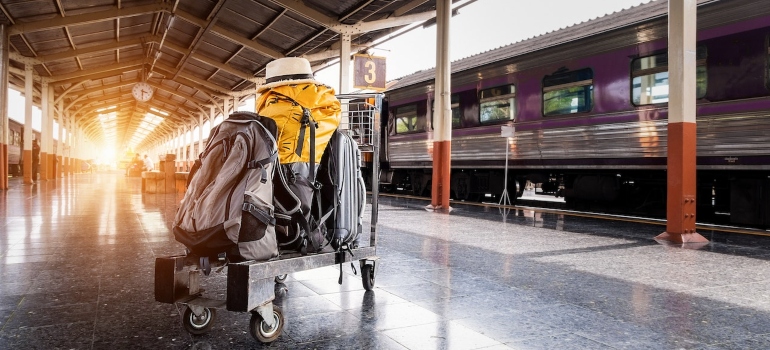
left=354, top=54, right=386, bottom=91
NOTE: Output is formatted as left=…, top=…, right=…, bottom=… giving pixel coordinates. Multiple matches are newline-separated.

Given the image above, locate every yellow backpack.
left=256, top=83, right=341, bottom=164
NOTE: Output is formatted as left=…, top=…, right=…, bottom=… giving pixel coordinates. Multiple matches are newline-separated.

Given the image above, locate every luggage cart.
left=154, top=93, right=382, bottom=343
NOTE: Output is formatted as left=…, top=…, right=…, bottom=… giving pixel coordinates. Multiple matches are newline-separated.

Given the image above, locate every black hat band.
left=266, top=73, right=314, bottom=83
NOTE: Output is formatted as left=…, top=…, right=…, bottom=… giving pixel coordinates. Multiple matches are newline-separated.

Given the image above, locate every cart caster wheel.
left=275, top=274, right=288, bottom=283
left=182, top=307, right=216, bottom=335
left=362, top=264, right=375, bottom=291
left=250, top=306, right=283, bottom=343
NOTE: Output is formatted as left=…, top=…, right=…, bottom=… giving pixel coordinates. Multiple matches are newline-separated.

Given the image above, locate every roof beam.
left=154, top=63, right=228, bottom=95
left=0, top=2, right=15, bottom=25
left=36, top=36, right=152, bottom=63
left=9, top=3, right=169, bottom=35
left=393, top=0, right=429, bottom=17
left=65, top=78, right=141, bottom=112
left=332, top=10, right=436, bottom=34
left=46, top=59, right=145, bottom=83
left=54, top=66, right=144, bottom=102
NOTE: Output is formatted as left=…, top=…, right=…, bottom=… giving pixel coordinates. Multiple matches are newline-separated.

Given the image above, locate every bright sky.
left=316, top=0, right=653, bottom=91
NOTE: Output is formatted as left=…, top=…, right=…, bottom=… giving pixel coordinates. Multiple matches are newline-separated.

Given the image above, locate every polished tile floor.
left=3, top=172, right=770, bottom=349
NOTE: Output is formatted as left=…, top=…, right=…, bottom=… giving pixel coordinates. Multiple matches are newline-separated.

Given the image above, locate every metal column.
left=47, top=85, right=54, bottom=179
left=198, top=112, right=204, bottom=159
left=57, top=99, right=64, bottom=178
left=339, top=33, right=351, bottom=94
left=656, top=0, right=708, bottom=244
left=429, top=0, right=452, bottom=211
left=23, top=64, right=34, bottom=184
left=40, top=81, right=49, bottom=180
left=0, top=25, right=8, bottom=190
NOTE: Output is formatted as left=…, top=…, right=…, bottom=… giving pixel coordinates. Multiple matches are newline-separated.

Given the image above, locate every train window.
left=631, top=47, right=707, bottom=105
left=430, top=94, right=462, bottom=128
left=542, top=69, right=593, bottom=116
left=11, top=130, right=21, bottom=147
left=479, top=84, right=515, bottom=123
left=395, top=104, right=420, bottom=133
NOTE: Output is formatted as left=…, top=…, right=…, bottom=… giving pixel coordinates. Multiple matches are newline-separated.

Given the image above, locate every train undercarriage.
left=370, top=166, right=770, bottom=228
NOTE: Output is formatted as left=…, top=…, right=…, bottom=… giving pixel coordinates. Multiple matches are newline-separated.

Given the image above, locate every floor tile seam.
left=575, top=329, right=698, bottom=349
left=89, top=273, right=105, bottom=349
left=0, top=294, right=25, bottom=334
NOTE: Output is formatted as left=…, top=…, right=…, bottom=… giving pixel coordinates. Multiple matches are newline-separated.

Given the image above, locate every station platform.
left=3, top=172, right=770, bottom=349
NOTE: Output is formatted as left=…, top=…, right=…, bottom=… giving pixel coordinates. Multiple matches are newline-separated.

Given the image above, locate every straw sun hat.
left=257, top=57, right=327, bottom=92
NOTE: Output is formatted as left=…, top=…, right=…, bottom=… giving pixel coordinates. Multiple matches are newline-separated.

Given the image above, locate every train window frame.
left=630, top=47, right=708, bottom=106
left=766, top=35, right=770, bottom=91
left=478, top=84, right=516, bottom=124
left=542, top=68, right=594, bottom=116
left=430, top=93, right=462, bottom=129
left=394, top=103, right=422, bottom=134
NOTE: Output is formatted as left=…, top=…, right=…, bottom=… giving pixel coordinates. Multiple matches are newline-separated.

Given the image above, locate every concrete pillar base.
left=655, top=231, right=709, bottom=244
left=424, top=204, right=453, bottom=214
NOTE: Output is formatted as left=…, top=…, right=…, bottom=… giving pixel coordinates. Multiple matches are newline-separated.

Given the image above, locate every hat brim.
left=256, top=78, right=328, bottom=93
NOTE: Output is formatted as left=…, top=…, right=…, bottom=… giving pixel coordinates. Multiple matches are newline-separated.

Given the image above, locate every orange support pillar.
left=0, top=144, right=6, bottom=189
left=656, top=122, right=706, bottom=243
left=431, top=141, right=451, bottom=209
left=23, top=150, right=32, bottom=183
left=0, top=25, right=7, bottom=190
left=40, top=151, right=48, bottom=180
left=655, top=0, right=707, bottom=244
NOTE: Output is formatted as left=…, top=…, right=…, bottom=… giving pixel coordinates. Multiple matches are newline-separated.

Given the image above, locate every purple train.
left=378, top=0, right=770, bottom=226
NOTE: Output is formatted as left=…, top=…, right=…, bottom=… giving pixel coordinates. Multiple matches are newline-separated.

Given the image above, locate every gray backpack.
left=317, top=131, right=366, bottom=250
left=173, top=112, right=279, bottom=262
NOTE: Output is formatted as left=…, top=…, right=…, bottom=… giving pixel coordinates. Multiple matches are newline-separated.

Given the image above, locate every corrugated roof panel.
left=177, top=0, right=218, bottom=19
left=184, top=60, right=217, bottom=79
left=158, top=49, right=183, bottom=64
left=343, top=0, right=392, bottom=25
left=5, top=0, right=57, bottom=22
left=224, top=0, right=280, bottom=28
left=272, top=13, right=320, bottom=42
left=43, top=59, right=79, bottom=75
left=217, top=11, right=262, bottom=39
left=97, top=76, right=122, bottom=85
left=291, top=31, right=338, bottom=57
left=208, top=73, right=240, bottom=90
left=63, top=0, right=114, bottom=16
left=79, top=51, right=115, bottom=67
left=9, top=36, right=34, bottom=56
left=228, top=53, right=267, bottom=75
left=118, top=46, right=146, bottom=61
left=24, top=29, right=70, bottom=56
left=31, top=64, right=48, bottom=77
left=166, top=20, right=198, bottom=48
left=259, top=28, right=300, bottom=51
left=197, top=36, right=240, bottom=62
left=71, top=25, right=115, bottom=48
left=118, top=15, right=154, bottom=37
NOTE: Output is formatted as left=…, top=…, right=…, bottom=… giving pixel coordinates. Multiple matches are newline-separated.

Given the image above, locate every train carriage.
left=380, top=0, right=770, bottom=227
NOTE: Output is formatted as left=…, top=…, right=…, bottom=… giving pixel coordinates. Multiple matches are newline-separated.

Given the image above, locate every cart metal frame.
left=154, top=93, right=383, bottom=343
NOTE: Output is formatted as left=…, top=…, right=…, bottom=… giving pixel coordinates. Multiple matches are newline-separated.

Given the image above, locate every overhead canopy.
left=2, top=0, right=456, bottom=151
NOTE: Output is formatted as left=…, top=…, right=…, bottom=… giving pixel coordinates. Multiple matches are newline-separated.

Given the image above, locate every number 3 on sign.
left=353, top=54, right=386, bottom=91
left=364, top=61, right=376, bottom=84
